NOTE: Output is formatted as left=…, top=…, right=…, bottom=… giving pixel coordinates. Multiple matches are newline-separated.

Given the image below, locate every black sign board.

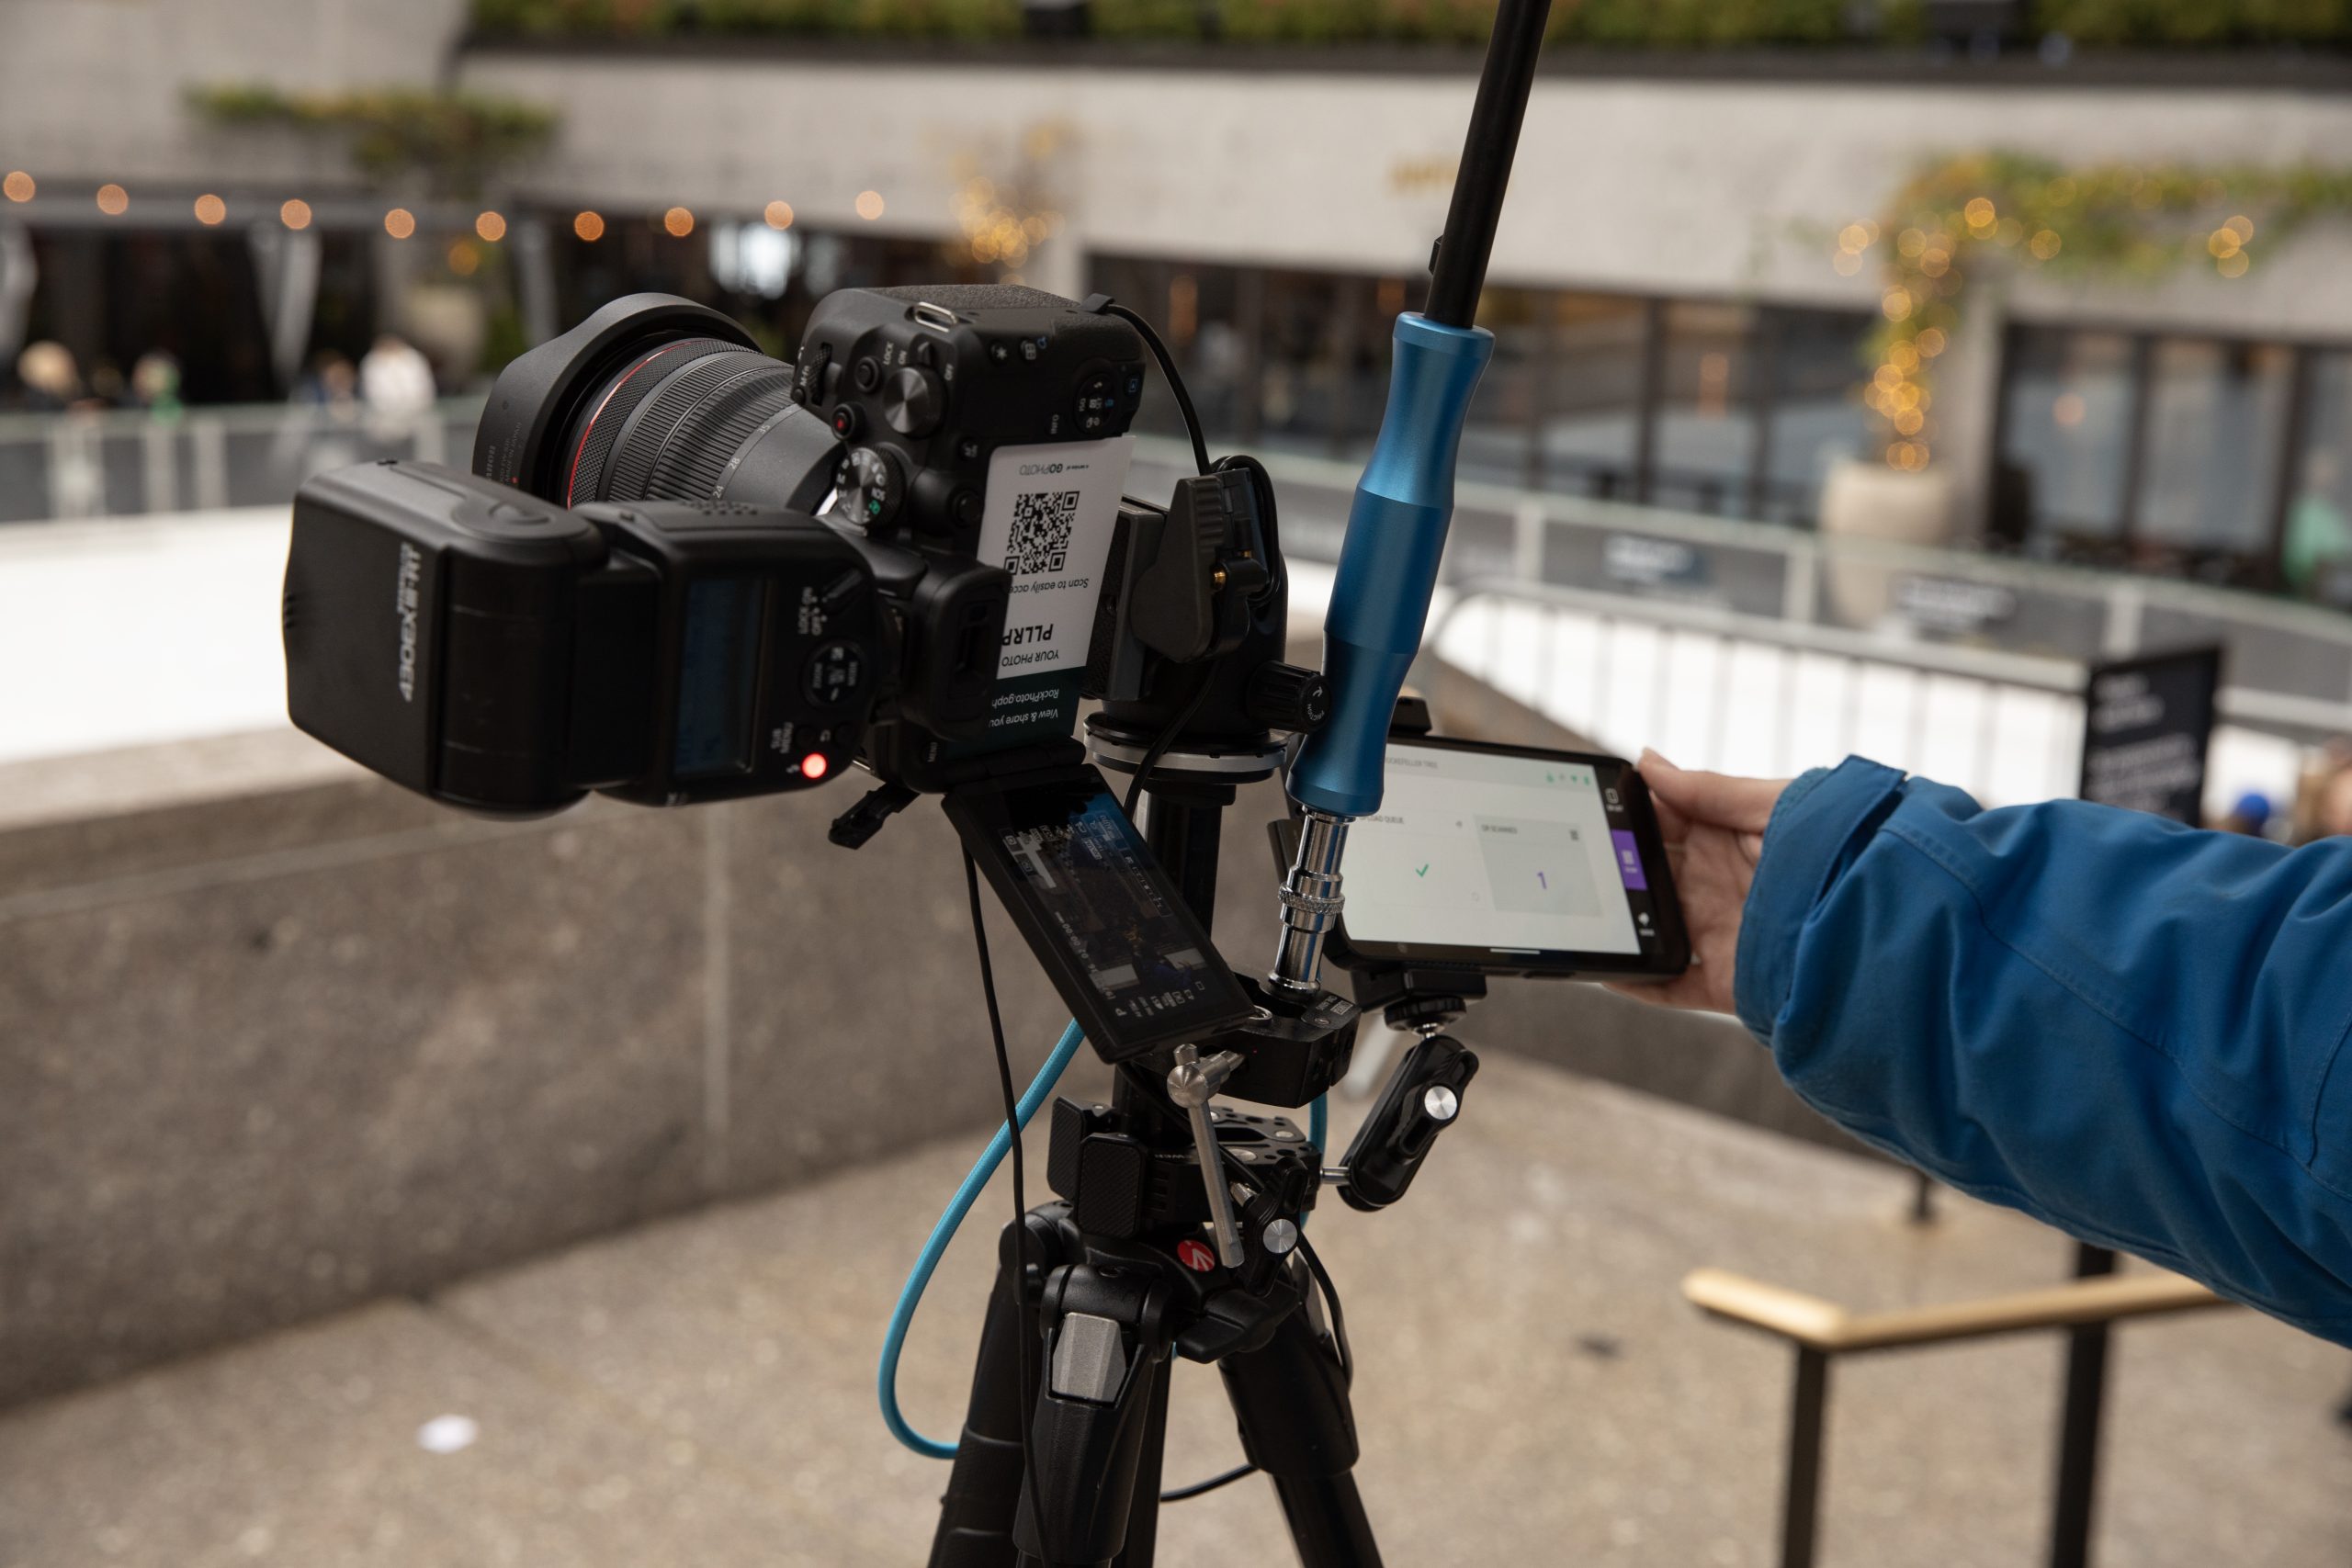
left=2077, top=646, right=2222, bottom=825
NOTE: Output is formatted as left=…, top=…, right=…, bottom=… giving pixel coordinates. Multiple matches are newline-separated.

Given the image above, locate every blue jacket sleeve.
left=1735, top=757, right=2352, bottom=1345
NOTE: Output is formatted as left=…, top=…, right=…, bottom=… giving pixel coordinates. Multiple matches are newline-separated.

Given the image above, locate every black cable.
left=1102, top=300, right=1210, bottom=477
left=1162, top=1462, right=1260, bottom=1503
left=964, top=852, right=1056, bottom=1565
left=1295, top=1231, right=1353, bottom=1388
left=1119, top=670, right=1215, bottom=823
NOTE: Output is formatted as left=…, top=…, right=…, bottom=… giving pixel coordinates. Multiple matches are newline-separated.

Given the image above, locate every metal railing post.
left=1781, top=1346, right=1831, bottom=1568
left=2048, top=1242, right=2119, bottom=1568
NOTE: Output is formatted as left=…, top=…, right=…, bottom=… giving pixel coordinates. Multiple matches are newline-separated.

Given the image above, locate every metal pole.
left=1780, top=1347, right=1831, bottom=1568
left=2048, top=1242, right=2118, bottom=1568
left=1424, top=0, right=1552, bottom=329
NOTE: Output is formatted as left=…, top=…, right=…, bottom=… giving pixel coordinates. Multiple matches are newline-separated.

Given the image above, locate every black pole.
left=1424, top=0, right=1554, bottom=328
left=2049, top=1243, right=2118, bottom=1568
left=1779, top=1348, right=1830, bottom=1568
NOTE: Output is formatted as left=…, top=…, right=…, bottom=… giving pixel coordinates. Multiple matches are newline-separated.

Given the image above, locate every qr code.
left=1007, top=490, right=1080, bottom=579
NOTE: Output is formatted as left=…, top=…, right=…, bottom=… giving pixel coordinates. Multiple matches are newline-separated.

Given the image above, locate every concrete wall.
left=443, top=51, right=2352, bottom=526
left=444, top=51, right=2352, bottom=335
left=0, top=729, right=1103, bottom=1408
left=0, top=0, right=474, bottom=189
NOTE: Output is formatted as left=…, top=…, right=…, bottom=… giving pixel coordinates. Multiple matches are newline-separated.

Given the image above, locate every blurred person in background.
left=85, top=358, right=125, bottom=407
left=2292, top=744, right=2352, bottom=843
left=130, top=350, right=183, bottom=420
left=277, top=349, right=363, bottom=478
left=14, top=339, right=82, bottom=412
left=298, top=351, right=358, bottom=416
left=2215, top=790, right=2275, bottom=839
left=2285, top=452, right=2352, bottom=604
left=358, top=333, right=435, bottom=427
left=1620, top=750, right=2352, bottom=1348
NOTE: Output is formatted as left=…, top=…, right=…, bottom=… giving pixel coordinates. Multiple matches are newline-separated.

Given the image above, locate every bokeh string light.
left=663, top=206, right=695, bottom=237
left=2, top=171, right=33, bottom=203
left=573, top=209, right=605, bottom=242
left=96, top=183, right=129, bottom=216
left=384, top=208, right=416, bottom=240
left=1838, top=154, right=2352, bottom=471
left=280, top=198, right=312, bottom=231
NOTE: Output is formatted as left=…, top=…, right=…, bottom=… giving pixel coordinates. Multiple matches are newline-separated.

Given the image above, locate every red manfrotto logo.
left=1177, top=1239, right=1216, bottom=1272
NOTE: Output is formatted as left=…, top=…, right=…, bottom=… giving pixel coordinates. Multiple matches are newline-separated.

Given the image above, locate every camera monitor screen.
left=1333, top=737, right=1688, bottom=978
left=946, top=765, right=1254, bottom=1061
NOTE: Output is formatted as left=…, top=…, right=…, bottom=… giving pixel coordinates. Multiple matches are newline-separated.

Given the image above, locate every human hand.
left=1608, top=751, right=1788, bottom=1016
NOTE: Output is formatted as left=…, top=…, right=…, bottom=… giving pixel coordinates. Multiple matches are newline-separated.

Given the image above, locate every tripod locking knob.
left=1247, top=660, right=1330, bottom=736
left=1337, top=1032, right=1479, bottom=1213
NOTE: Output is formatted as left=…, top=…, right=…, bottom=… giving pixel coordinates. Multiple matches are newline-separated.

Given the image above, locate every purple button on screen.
left=1611, top=830, right=1647, bottom=891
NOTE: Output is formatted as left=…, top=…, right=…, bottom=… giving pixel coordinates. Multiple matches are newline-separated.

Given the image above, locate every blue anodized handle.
left=1287, top=312, right=1494, bottom=818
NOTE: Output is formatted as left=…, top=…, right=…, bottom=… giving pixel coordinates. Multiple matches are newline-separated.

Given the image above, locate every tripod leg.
left=1218, top=1295, right=1383, bottom=1567
left=931, top=1215, right=1065, bottom=1568
left=1012, top=1285, right=1170, bottom=1567
left=1112, top=1368, right=1170, bottom=1568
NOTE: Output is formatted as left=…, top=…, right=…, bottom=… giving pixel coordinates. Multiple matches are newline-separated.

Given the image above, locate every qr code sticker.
left=1007, top=490, right=1080, bottom=579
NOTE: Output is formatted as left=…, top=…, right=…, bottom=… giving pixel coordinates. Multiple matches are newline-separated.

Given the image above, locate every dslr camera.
left=285, top=286, right=1164, bottom=815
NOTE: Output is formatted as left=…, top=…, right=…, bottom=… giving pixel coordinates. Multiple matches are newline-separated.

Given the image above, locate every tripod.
left=927, top=739, right=1379, bottom=1567
left=925, top=705, right=1503, bottom=1566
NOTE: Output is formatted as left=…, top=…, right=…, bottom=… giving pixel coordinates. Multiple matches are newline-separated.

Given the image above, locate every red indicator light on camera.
left=801, top=752, right=830, bottom=781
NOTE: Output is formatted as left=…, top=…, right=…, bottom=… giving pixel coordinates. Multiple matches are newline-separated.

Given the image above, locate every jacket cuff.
left=1734, top=756, right=1908, bottom=1046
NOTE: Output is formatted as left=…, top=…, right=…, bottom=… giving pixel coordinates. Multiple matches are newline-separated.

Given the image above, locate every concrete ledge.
left=0, top=728, right=1096, bottom=1410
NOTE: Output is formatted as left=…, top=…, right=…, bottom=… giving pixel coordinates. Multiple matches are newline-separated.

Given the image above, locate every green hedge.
left=2031, top=0, right=2351, bottom=45
left=470, top=0, right=2352, bottom=43
left=469, top=0, right=1912, bottom=43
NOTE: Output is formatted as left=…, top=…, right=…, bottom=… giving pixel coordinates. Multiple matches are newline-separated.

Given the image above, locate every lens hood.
left=472, top=294, right=758, bottom=500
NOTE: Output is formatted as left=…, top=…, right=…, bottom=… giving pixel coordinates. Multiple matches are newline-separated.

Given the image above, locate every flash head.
left=283, top=460, right=877, bottom=816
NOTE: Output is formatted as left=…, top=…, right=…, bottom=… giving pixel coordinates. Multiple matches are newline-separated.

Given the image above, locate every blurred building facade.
left=6, top=0, right=2352, bottom=604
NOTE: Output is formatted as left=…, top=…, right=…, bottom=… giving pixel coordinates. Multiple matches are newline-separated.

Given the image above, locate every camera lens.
left=475, top=294, right=840, bottom=517
left=561, top=338, right=791, bottom=506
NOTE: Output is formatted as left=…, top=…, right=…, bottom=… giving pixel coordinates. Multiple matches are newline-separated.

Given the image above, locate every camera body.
left=796, top=286, right=1149, bottom=788
left=795, top=285, right=1147, bottom=549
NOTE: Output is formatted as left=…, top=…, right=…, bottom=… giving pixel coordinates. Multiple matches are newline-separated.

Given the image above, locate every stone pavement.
left=6, top=1054, right=2350, bottom=1567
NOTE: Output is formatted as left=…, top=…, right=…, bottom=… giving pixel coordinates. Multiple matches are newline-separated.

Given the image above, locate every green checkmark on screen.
left=1415, top=863, right=1430, bottom=876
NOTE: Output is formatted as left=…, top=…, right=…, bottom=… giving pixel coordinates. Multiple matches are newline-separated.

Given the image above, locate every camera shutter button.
left=883, top=367, right=944, bottom=437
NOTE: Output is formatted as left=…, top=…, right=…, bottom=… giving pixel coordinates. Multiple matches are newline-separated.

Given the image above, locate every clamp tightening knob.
left=1167, top=1043, right=1249, bottom=1267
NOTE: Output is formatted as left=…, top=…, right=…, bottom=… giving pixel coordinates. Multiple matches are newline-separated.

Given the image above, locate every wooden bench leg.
left=1781, top=1347, right=1831, bottom=1568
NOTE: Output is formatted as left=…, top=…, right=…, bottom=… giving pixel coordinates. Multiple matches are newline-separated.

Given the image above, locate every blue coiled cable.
left=878, top=1019, right=1085, bottom=1459
left=877, top=1019, right=1334, bottom=1459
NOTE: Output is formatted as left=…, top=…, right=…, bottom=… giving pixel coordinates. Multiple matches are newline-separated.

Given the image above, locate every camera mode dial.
left=882, top=367, right=945, bottom=438
left=837, top=446, right=904, bottom=529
